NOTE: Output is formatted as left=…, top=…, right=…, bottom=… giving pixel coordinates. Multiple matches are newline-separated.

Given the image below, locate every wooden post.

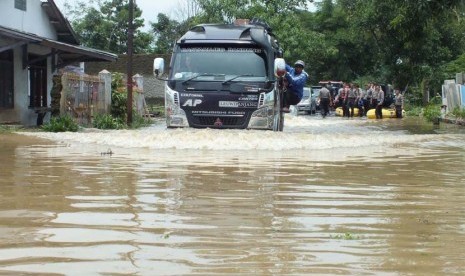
left=126, top=0, right=134, bottom=125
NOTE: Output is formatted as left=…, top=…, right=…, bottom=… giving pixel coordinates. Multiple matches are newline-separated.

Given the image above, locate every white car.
left=296, top=86, right=321, bottom=114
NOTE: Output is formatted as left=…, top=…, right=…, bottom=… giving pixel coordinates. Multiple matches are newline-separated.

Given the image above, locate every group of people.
left=281, top=60, right=404, bottom=119
left=330, top=82, right=382, bottom=118
left=329, top=82, right=404, bottom=119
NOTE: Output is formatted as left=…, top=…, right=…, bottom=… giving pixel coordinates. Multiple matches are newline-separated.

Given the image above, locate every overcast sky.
left=54, top=0, right=184, bottom=30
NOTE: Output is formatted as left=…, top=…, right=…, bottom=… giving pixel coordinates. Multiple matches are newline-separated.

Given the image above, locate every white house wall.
left=1, top=0, right=116, bottom=126
left=0, top=0, right=57, bottom=40
left=0, top=40, right=53, bottom=126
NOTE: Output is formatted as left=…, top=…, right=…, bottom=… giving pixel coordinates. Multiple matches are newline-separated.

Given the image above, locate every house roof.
left=0, top=0, right=116, bottom=64
left=42, top=38, right=117, bottom=63
left=0, top=25, right=117, bottom=63
left=41, top=0, right=80, bottom=45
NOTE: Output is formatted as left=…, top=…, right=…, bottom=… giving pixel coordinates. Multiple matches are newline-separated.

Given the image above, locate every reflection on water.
left=1, top=115, right=465, bottom=275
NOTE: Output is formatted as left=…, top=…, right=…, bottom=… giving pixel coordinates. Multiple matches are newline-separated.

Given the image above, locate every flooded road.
left=1, top=115, right=465, bottom=275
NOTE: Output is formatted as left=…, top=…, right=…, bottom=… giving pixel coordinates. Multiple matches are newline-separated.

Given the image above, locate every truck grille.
left=188, top=114, right=248, bottom=128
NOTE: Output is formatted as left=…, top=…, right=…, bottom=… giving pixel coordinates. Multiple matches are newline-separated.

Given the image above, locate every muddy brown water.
left=0, top=115, right=464, bottom=275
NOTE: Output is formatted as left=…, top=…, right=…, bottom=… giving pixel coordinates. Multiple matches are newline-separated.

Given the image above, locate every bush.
left=404, top=87, right=423, bottom=107
left=110, top=72, right=128, bottom=120
left=42, top=115, right=79, bottom=132
left=93, top=114, right=125, bottom=129
left=451, top=106, right=465, bottom=119
left=0, top=125, right=9, bottom=133
left=405, top=105, right=422, bottom=116
left=130, top=113, right=152, bottom=129
left=111, top=91, right=127, bottom=119
left=422, top=104, right=441, bottom=123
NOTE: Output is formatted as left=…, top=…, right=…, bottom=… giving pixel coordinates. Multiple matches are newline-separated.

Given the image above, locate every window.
left=0, top=50, right=14, bottom=109
left=15, top=0, right=27, bottom=11
left=173, top=46, right=267, bottom=79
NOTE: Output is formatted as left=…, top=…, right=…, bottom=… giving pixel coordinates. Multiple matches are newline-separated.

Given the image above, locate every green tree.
left=150, top=14, right=192, bottom=54
left=191, top=0, right=315, bottom=71
left=66, top=0, right=153, bottom=54
left=65, top=0, right=465, bottom=99
left=337, top=0, right=465, bottom=89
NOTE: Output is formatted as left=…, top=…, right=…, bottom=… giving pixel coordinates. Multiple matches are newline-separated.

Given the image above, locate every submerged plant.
left=451, top=106, right=465, bottom=119
left=93, top=114, right=125, bottom=129
left=422, top=104, right=441, bottom=123
left=42, top=115, right=79, bottom=132
left=130, top=113, right=152, bottom=129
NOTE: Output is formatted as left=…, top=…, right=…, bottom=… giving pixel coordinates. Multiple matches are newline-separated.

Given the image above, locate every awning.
left=41, top=38, right=117, bottom=63
left=0, top=25, right=117, bottom=64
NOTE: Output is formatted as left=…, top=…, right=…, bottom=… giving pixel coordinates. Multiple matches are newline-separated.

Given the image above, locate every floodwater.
left=1, top=114, right=465, bottom=275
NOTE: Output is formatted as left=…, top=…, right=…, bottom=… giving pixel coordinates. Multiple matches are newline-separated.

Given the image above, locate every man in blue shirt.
left=283, top=60, right=308, bottom=112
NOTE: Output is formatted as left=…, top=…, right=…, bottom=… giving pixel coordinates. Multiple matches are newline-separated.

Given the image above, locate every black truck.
left=153, top=19, right=286, bottom=130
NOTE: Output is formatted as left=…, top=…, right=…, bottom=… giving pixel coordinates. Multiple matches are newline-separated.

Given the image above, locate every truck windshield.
left=172, top=46, right=267, bottom=81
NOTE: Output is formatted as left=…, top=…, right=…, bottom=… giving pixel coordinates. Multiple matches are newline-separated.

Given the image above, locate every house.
left=0, top=0, right=117, bottom=126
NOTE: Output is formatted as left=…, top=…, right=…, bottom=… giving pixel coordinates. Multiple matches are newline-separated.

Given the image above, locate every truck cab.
left=154, top=19, right=283, bottom=129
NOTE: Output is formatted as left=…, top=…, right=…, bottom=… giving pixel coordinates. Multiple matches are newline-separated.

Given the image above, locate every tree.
left=65, top=0, right=465, bottom=98
left=65, top=0, right=153, bottom=54
left=148, top=0, right=204, bottom=54
left=150, top=14, right=188, bottom=54
left=336, top=0, right=465, bottom=89
left=191, top=0, right=313, bottom=62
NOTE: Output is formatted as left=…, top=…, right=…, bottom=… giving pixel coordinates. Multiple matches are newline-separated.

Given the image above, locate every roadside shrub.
left=405, top=105, right=422, bottom=116
left=110, top=72, right=128, bottom=120
left=404, top=87, right=423, bottom=107
left=451, top=106, right=465, bottom=119
left=111, top=91, right=127, bottom=119
left=130, top=113, right=152, bottom=129
left=42, top=115, right=79, bottom=132
left=108, top=72, right=155, bottom=128
left=0, top=125, right=8, bottom=133
left=93, top=114, right=125, bottom=129
left=422, top=104, right=441, bottom=123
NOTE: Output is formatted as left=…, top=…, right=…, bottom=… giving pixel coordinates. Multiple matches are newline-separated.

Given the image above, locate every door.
left=28, top=56, right=47, bottom=108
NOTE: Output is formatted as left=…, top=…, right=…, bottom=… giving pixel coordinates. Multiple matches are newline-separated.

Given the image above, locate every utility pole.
left=126, top=0, right=134, bottom=126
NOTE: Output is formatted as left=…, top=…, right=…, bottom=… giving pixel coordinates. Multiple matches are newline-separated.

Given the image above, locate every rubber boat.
left=335, top=107, right=360, bottom=117
left=366, top=108, right=405, bottom=119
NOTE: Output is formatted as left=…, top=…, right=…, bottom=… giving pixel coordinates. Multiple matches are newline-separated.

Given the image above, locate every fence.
left=60, top=71, right=111, bottom=125
left=59, top=71, right=149, bottom=125
left=441, top=72, right=465, bottom=113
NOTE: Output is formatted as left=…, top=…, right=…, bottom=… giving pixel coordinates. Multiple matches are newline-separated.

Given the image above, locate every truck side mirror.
left=153, top=58, right=164, bottom=78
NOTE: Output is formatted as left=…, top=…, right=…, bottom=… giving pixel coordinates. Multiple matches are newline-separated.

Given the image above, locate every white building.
left=0, top=0, right=116, bottom=126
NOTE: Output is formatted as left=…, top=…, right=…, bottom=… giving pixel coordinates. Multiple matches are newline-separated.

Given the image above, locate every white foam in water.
left=20, top=115, right=439, bottom=152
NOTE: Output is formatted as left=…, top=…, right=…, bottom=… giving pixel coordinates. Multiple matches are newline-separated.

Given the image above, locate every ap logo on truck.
left=183, top=99, right=202, bottom=107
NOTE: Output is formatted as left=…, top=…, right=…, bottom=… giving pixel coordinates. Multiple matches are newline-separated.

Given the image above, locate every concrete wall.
left=0, top=0, right=56, bottom=39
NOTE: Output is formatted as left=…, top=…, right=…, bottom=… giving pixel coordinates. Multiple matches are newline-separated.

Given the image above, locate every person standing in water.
left=374, top=84, right=385, bottom=119
left=394, top=88, right=404, bottom=118
left=319, top=84, right=332, bottom=118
